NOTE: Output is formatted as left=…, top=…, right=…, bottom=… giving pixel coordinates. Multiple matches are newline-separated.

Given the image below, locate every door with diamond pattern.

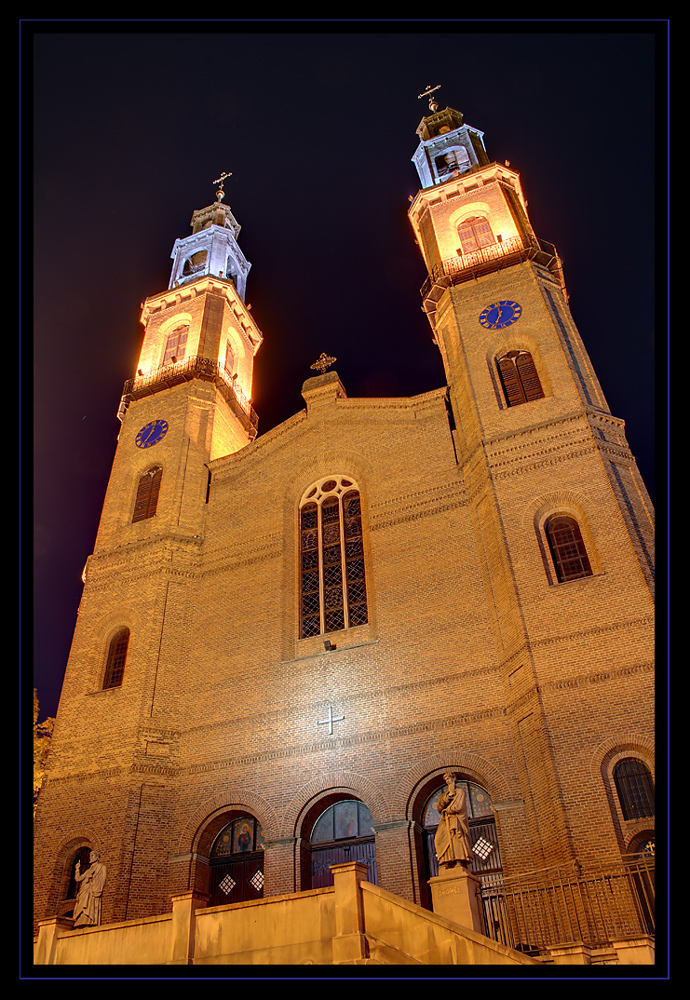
left=209, top=815, right=264, bottom=906
left=211, top=855, right=264, bottom=906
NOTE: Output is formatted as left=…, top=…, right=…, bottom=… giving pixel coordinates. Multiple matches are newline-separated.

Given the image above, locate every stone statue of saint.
left=72, top=850, right=107, bottom=928
left=434, top=773, right=472, bottom=869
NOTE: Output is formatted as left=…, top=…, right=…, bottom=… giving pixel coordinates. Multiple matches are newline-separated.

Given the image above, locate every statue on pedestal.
left=72, top=850, right=107, bottom=928
left=434, top=773, right=472, bottom=870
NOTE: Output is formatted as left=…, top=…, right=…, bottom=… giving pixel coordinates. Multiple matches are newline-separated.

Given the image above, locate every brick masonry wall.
left=34, top=275, right=655, bottom=930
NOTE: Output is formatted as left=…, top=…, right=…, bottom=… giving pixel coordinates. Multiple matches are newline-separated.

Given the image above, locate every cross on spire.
left=418, top=83, right=441, bottom=112
left=310, top=353, right=337, bottom=375
left=213, top=171, right=232, bottom=201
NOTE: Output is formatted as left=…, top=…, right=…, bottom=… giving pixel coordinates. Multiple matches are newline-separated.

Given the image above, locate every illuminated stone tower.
left=408, top=89, right=655, bottom=868
left=33, top=179, right=264, bottom=923
left=98, top=175, right=262, bottom=550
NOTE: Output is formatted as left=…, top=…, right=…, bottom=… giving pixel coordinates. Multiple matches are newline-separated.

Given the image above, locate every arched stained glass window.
left=103, top=628, right=129, bottom=689
left=210, top=815, right=265, bottom=905
left=132, top=466, right=162, bottom=523
left=299, top=477, right=368, bottom=638
left=545, top=515, right=592, bottom=582
left=497, top=350, right=545, bottom=407
left=309, top=799, right=377, bottom=888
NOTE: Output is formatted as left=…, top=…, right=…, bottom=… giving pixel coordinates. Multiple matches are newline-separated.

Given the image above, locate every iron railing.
left=122, top=355, right=258, bottom=437
left=421, top=235, right=563, bottom=304
left=479, top=855, right=655, bottom=957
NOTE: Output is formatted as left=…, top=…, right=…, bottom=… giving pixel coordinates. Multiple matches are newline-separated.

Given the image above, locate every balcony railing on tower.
left=420, top=234, right=566, bottom=316
left=121, top=354, right=259, bottom=439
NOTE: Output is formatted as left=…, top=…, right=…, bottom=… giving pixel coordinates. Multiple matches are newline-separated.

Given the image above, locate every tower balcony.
left=121, top=355, right=259, bottom=439
left=421, top=235, right=566, bottom=319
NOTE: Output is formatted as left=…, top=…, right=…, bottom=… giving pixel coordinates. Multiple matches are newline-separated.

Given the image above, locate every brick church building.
left=33, top=94, right=655, bottom=965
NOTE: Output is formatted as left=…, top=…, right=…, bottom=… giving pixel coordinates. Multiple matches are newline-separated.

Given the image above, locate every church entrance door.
left=309, top=798, right=377, bottom=888
left=209, top=815, right=264, bottom=906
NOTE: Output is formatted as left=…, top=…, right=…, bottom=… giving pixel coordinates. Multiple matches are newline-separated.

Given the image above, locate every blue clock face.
left=479, top=300, right=522, bottom=330
left=135, top=419, right=168, bottom=449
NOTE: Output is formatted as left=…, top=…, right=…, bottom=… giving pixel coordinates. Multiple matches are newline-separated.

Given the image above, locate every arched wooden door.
left=209, top=815, right=264, bottom=906
left=309, top=798, right=377, bottom=888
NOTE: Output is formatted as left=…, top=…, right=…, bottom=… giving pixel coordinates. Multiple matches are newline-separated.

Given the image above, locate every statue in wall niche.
left=434, top=773, right=472, bottom=870
left=72, top=851, right=107, bottom=927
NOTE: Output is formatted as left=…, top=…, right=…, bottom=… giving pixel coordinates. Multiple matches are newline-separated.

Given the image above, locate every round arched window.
left=309, top=799, right=377, bottom=888
left=209, top=815, right=264, bottom=905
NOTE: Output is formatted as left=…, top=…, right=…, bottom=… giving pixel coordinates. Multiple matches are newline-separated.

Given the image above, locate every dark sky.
left=29, top=23, right=664, bottom=723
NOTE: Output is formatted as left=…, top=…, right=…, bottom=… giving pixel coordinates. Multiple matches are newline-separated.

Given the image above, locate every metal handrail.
left=122, top=355, right=258, bottom=433
left=420, top=235, right=561, bottom=302
left=480, top=856, right=654, bottom=955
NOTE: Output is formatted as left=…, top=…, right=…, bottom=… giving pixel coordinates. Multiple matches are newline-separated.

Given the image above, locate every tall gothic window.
left=103, top=628, right=129, bottom=688
left=457, top=215, right=496, bottom=255
left=299, top=476, right=368, bottom=638
left=614, top=759, right=655, bottom=821
left=162, top=324, right=189, bottom=365
left=132, top=466, right=162, bottom=523
left=545, top=514, right=593, bottom=582
left=496, top=350, right=545, bottom=407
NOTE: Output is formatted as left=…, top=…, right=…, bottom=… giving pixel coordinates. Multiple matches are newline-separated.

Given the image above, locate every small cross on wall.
left=317, top=704, right=344, bottom=736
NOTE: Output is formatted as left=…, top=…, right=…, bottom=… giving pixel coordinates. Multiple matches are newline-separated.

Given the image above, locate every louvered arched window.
left=103, top=628, right=129, bottom=688
left=497, top=350, right=545, bottom=407
left=457, top=216, right=496, bottom=255
left=545, top=515, right=592, bottom=582
left=162, top=324, right=189, bottom=365
left=224, top=340, right=236, bottom=376
left=613, top=759, right=655, bottom=821
left=132, top=466, right=162, bottom=523
left=299, top=477, right=368, bottom=638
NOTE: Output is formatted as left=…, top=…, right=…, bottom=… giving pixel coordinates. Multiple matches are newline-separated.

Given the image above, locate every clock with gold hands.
left=479, top=300, right=522, bottom=329
left=135, top=419, right=169, bottom=449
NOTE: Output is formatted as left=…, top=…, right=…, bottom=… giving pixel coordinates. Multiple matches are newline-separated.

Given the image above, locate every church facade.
left=33, top=99, right=655, bottom=960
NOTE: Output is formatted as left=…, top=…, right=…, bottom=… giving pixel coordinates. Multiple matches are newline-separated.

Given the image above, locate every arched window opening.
left=435, top=146, right=470, bottom=177
left=614, top=759, right=655, bottom=821
left=132, top=466, right=162, bottom=523
left=545, top=514, right=593, bottom=582
left=225, top=256, right=238, bottom=287
left=162, top=324, right=189, bottom=366
left=309, top=799, right=377, bottom=888
left=497, top=350, right=545, bottom=407
left=457, top=215, right=496, bottom=255
left=182, top=250, right=207, bottom=276
left=209, top=815, right=264, bottom=906
left=421, top=779, right=502, bottom=888
left=299, top=477, right=368, bottom=638
left=62, top=845, right=92, bottom=917
left=103, top=628, right=129, bottom=689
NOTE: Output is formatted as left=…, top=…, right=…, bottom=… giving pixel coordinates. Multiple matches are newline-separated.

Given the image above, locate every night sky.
left=29, top=23, right=664, bottom=723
